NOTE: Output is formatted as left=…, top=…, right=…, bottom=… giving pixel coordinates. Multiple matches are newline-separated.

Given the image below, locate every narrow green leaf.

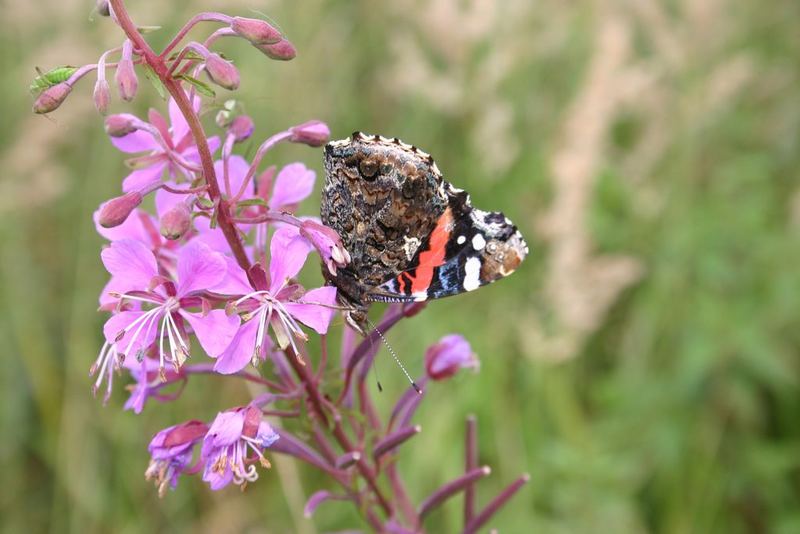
left=142, top=64, right=167, bottom=100
left=175, top=74, right=216, bottom=98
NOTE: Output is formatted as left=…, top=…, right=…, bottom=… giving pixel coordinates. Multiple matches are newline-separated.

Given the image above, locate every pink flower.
left=146, top=420, right=208, bottom=496
left=98, top=240, right=240, bottom=378
left=214, top=226, right=337, bottom=374
left=424, top=334, right=478, bottom=380
left=109, top=92, right=220, bottom=192
left=200, top=406, right=279, bottom=490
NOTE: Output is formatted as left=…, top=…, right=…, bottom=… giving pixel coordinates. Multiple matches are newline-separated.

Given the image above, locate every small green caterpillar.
left=30, top=66, right=78, bottom=94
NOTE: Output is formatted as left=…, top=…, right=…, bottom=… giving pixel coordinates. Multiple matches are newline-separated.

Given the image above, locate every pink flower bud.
left=230, top=17, right=282, bottom=45
left=95, top=0, right=110, bottom=16
left=256, top=39, right=296, bottom=61
left=104, top=113, right=139, bottom=137
left=205, top=53, right=239, bottom=91
left=424, top=334, right=478, bottom=381
left=115, top=58, right=138, bottom=102
left=230, top=115, right=254, bottom=143
left=160, top=202, right=192, bottom=240
left=290, top=120, right=331, bottom=147
left=98, top=192, right=143, bottom=228
left=93, top=79, right=110, bottom=115
left=32, top=82, right=72, bottom=114
left=299, top=219, right=351, bottom=275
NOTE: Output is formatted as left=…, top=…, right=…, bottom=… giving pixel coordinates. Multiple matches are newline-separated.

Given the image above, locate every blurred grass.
left=2, top=0, right=800, bottom=532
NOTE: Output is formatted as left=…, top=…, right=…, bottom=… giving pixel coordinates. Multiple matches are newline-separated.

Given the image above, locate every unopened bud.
left=290, top=120, right=330, bottom=147
left=160, top=202, right=192, bottom=240
left=425, top=334, right=478, bottom=381
left=231, top=17, right=282, bottom=45
left=93, top=79, right=110, bottom=115
left=230, top=115, right=254, bottom=142
left=256, top=39, right=296, bottom=61
left=204, top=53, right=239, bottom=91
left=32, top=82, right=72, bottom=114
left=115, top=58, right=138, bottom=101
left=104, top=113, right=139, bottom=137
left=95, top=0, right=110, bottom=16
left=98, top=192, right=143, bottom=228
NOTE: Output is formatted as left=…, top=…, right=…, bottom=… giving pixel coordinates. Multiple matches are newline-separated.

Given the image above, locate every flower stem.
left=109, top=0, right=251, bottom=272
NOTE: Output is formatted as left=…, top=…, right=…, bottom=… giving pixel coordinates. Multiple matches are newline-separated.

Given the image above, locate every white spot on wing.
left=472, top=234, right=486, bottom=250
left=463, top=257, right=481, bottom=291
left=457, top=235, right=466, bottom=245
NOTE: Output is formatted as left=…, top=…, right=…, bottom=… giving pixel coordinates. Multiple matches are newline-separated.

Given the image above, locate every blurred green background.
left=2, top=0, right=800, bottom=532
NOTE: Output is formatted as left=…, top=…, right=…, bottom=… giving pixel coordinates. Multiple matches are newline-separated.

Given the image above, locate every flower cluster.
left=36, top=1, right=527, bottom=530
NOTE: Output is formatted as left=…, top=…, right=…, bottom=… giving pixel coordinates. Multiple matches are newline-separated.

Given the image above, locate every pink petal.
left=214, top=319, right=258, bottom=374
left=176, top=241, right=227, bottom=296
left=191, top=217, right=234, bottom=254
left=205, top=410, right=245, bottom=447
left=180, top=309, right=240, bottom=357
left=215, top=155, right=251, bottom=198
left=154, top=182, right=182, bottom=217
left=182, top=135, right=221, bottom=165
left=168, top=93, right=201, bottom=143
left=122, top=163, right=167, bottom=192
left=93, top=208, right=154, bottom=244
left=101, top=239, right=158, bottom=291
left=284, top=286, right=337, bottom=334
left=99, top=275, right=141, bottom=308
left=209, top=256, right=253, bottom=295
left=103, top=311, right=159, bottom=355
left=269, top=226, right=311, bottom=292
left=269, top=163, right=315, bottom=210
left=110, top=130, right=159, bottom=153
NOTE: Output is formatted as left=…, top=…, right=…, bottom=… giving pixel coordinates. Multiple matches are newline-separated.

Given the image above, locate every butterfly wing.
left=367, top=185, right=528, bottom=302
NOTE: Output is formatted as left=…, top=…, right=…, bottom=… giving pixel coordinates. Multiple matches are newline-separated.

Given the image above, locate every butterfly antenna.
left=365, top=318, right=421, bottom=394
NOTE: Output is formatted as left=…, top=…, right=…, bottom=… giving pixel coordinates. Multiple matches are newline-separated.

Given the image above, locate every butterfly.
left=321, top=132, right=527, bottom=333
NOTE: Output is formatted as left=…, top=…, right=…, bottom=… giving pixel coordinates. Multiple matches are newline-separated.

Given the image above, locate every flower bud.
left=115, top=58, right=138, bottom=102
left=205, top=53, right=239, bottom=91
left=255, top=39, right=296, bottom=61
left=160, top=202, right=192, bottom=240
left=98, top=192, right=143, bottom=228
left=32, top=82, right=72, bottom=114
left=424, top=334, right=478, bottom=381
left=299, top=219, right=350, bottom=275
left=290, top=120, right=330, bottom=147
left=104, top=113, right=139, bottom=137
left=93, top=79, right=110, bottom=115
left=230, top=115, right=254, bottom=143
left=95, top=0, right=110, bottom=16
left=231, top=17, right=282, bottom=45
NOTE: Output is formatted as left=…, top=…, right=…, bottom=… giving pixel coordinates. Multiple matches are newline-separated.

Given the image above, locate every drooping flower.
left=424, top=334, right=478, bottom=380
left=214, top=226, right=337, bottom=374
left=146, top=420, right=208, bottom=497
left=109, top=92, right=220, bottom=193
left=97, top=239, right=240, bottom=379
left=200, top=406, right=279, bottom=490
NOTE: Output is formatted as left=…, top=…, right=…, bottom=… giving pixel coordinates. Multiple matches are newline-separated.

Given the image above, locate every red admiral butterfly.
left=321, top=132, right=528, bottom=333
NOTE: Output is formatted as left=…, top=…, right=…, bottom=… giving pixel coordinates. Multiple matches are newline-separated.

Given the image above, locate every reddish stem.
left=464, top=415, right=478, bottom=524
left=109, top=0, right=251, bottom=272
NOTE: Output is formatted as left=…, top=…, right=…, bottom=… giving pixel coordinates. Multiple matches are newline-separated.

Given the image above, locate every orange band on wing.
left=405, top=207, right=453, bottom=294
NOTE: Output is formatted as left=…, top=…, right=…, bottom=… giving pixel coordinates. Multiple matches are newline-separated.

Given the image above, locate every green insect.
left=30, top=66, right=78, bottom=94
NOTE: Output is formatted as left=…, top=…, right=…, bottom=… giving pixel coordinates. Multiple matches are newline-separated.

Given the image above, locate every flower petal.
left=154, top=182, right=182, bottom=217
left=205, top=410, right=245, bottom=448
left=283, top=286, right=337, bottom=334
left=94, top=208, right=155, bottom=244
left=268, top=163, right=315, bottom=210
left=215, top=155, right=251, bottom=199
left=208, top=256, right=253, bottom=295
left=180, top=309, right=240, bottom=357
left=122, top=163, right=167, bottom=193
left=176, top=241, right=227, bottom=296
left=213, top=318, right=258, bottom=374
left=168, top=93, right=201, bottom=143
left=101, top=239, right=158, bottom=290
left=268, top=226, right=311, bottom=292
left=110, top=130, right=159, bottom=153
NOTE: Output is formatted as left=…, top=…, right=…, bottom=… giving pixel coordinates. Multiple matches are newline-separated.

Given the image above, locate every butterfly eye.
left=359, top=159, right=379, bottom=180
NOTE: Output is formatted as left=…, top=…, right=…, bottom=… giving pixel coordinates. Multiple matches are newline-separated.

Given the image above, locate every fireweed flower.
left=99, top=239, right=240, bottom=378
left=146, top=420, right=209, bottom=496
left=201, top=406, right=279, bottom=490
left=214, top=226, right=337, bottom=374
left=424, top=334, right=478, bottom=380
left=109, top=92, right=220, bottom=192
